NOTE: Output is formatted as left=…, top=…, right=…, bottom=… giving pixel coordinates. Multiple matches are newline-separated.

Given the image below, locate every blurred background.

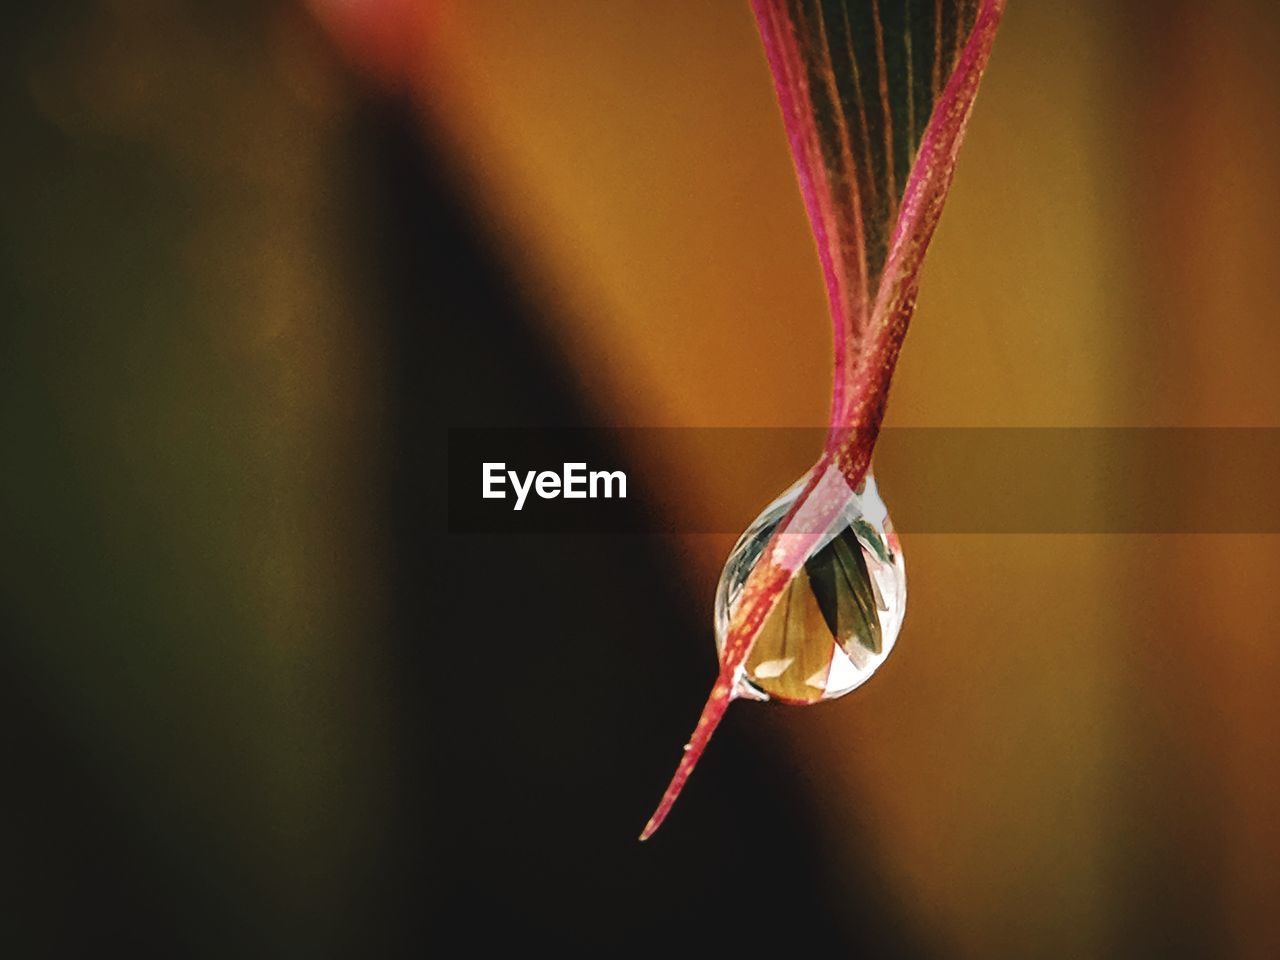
left=3, top=0, right=1279, bottom=955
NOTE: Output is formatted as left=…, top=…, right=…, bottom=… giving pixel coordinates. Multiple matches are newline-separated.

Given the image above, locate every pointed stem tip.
left=638, top=674, right=736, bottom=841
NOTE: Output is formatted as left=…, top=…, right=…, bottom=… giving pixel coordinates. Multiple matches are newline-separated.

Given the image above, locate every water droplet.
left=714, top=467, right=906, bottom=704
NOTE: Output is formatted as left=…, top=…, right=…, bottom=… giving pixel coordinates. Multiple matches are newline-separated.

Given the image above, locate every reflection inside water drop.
left=714, top=467, right=906, bottom=704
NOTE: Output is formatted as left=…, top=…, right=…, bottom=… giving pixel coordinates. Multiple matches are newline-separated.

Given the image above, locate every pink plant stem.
left=638, top=673, right=735, bottom=841
left=640, top=0, right=1005, bottom=841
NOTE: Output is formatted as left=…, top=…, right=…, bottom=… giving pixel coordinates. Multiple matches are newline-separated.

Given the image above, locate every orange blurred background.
left=4, top=1, right=1278, bottom=954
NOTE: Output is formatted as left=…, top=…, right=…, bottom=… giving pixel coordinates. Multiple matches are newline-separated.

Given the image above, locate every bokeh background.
left=4, top=1, right=1279, bottom=955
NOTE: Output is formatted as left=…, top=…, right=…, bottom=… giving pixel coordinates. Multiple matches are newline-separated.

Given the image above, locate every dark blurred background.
left=3, top=1, right=1279, bottom=956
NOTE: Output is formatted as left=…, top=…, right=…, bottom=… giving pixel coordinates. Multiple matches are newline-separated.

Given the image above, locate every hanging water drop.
left=715, top=467, right=905, bottom=704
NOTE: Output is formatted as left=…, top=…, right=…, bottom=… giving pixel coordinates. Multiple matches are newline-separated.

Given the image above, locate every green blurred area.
left=2, top=3, right=393, bottom=949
